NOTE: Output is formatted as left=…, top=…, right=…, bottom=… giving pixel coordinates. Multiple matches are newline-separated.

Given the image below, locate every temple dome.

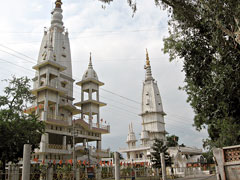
left=82, top=53, right=98, bottom=80
left=82, top=68, right=98, bottom=80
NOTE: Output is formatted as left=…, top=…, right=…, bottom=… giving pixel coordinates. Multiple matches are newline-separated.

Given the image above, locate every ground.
left=174, top=175, right=217, bottom=180
left=111, top=174, right=217, bottom=180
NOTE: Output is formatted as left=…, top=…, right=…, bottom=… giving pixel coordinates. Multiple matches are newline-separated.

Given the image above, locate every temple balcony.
left=121, top=157, right=150, bottom=163
left=91, top=148, right=110, bottom=158
left=35, top=143, right=72, bottom=155
left=59, top=100, right=81, bottom=115
left=32, top=60, right=66, bottom=72
left=31, top=80, right=66, bottom=96
left=40, top=112, right=71, bottom=126
left=74, top=119, right=110, bottom=134
left=119, top=145, right=150, bottom=153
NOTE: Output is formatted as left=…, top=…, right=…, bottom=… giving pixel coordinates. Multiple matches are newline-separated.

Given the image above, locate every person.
left=131, top=169, right=135, bottom=180
left=171, top=167, right=174, bottom=179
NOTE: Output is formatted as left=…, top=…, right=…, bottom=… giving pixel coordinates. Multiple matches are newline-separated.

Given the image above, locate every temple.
left=119, top=49, right=167, bottom=164
left=25, top=0, right=110, bottom=164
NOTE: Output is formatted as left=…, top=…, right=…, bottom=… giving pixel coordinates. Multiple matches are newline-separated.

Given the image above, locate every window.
left=61, top=82, right=66, bottom=88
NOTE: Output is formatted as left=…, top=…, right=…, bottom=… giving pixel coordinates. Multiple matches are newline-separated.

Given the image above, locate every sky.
left=0, top=0, right=208, bottom=151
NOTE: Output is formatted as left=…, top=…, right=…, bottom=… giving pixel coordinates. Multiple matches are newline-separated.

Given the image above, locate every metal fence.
left=1, top=164, right=214, bottom=180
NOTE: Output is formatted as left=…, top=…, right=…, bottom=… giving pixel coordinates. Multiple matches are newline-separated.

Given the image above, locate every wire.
left=0, top=44, right=196, bottom=129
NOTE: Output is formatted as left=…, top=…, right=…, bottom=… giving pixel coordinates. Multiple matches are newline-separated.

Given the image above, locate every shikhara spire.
left=55, top=0, right=62, bottom=8
left=88, top=52, right=93, bottom=69
left=146, top=48, right=150, bottom=66
left=144, top=48, right=154, bottom=81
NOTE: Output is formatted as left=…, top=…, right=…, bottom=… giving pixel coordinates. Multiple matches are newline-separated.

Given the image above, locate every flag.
left=68, top=159, right=72, bottom=165
left=33, top=158, right=38, bottom=162
left=59, top=160, right=62, bottom=165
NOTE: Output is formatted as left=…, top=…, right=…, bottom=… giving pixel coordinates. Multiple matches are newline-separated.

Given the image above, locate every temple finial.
left=88, top=52, right=93, bottom=69
left=55, top=0, right=62, bottom=8
left=146, top=48, right=150, bottom=66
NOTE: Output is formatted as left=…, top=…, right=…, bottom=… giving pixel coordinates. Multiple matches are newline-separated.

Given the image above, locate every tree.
left=166, top=135, right=179, bottom=147
left=100, top=0, right=240, bottom=149
left=0, top=76, right=45, bottom=179
left=110, top=152, right=124, bottom=160
left=166, top=134, right=186, bottom=147
left=202, top=151, right=214, bottom=164
left=150, top=139, right=171, bottom=169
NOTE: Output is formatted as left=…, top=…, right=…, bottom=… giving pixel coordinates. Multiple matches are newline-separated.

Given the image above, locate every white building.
left=168, top=146, right=206, bottom=177
left=119, top=50, right=205, bottom=173
left=25, top=0, right=110, bottom=164
left=119, top=50, right=167, bottom=164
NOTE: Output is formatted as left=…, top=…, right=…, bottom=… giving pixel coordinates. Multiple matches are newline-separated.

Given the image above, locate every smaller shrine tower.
left=75, top=53, right=107, bottom=150
left=126, top=123, right=137, bottom=149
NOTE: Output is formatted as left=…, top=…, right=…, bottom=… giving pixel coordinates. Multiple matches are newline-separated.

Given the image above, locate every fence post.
left=14, top=165, right=19, bottom=180
left=22, top=144, right=31, bottom=180
left=160, top=153, right=166, bottom=180
left=76, top=168, right=80, bottom=180
left=47, top=166, right=53, bottom=180
left=8, top=163, right=12, bottom=180
left=114, top=152, right=120, bottom=180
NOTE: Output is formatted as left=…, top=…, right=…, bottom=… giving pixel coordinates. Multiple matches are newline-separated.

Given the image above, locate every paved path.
left=174, top=175, right=217, bottom=180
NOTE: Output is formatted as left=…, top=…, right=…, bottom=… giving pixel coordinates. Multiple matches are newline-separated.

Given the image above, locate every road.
left=175, top=175, right=217, bottom=180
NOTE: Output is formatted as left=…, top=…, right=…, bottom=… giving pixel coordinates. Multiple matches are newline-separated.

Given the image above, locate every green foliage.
left=0, top=76, right=45, bottom=166
left=150, top=139, right=171, bottom=168
left=166, top=134, right=186, bottom=147
left=159, top=0, right=240, bottom=148
left=166, top=135, right=179, bottom=147
left=202, top=151, right=214, bottom=164
left=110, top=152, right=124, bottom=160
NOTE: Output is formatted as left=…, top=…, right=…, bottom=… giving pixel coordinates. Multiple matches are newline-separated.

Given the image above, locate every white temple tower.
left=120, top=49, right=167, bottom=163
left=26, top=0, right=110, bottom=163
left=140, top=49, right=167, bottom=145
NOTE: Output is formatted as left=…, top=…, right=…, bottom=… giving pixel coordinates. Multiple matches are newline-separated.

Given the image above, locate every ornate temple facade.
left=119, top=50, right=167, bottom=164
left=25, top=0, right=110, bottom=164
